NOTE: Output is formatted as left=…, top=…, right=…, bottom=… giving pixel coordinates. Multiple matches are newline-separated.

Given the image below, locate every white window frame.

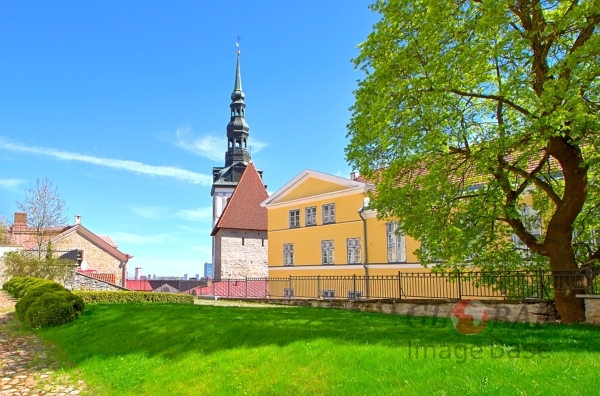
left=347, top=238, right=361, bottom=264
left=512, top=205, right=542, bottom=256
left=322, top=240, right=334, bottom=265
left=387, top=222, right=406, bottom=263
left=283, top=243, right=294, bottom=266
left=289, top=209, right=300, bottom=228
left=305, top=206, right=317, bottom=226
left=323, top=203, right=336, bottom=224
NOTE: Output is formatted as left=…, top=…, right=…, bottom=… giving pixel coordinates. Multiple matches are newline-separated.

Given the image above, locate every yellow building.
left=261, top=170, right=431, bottom=278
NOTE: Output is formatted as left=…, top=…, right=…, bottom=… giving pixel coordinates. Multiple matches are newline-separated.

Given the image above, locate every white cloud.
left=0, top=139, right=212, bottom=185
left=174, top=128, right=268, bottom=161
left=175, top=128, right=224, bottom=161
left=131, top=206, right=169, bottom=219
left=176, top=206, right=213, bottom=221
left=112, top=232, right=170, bottom=245
left=0, top=178, right=25, bottom=190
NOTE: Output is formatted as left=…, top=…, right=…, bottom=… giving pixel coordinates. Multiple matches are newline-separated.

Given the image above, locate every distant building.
left=8, top=212, right=132, bottom=287
left=204, top=262, right=213, bottom=279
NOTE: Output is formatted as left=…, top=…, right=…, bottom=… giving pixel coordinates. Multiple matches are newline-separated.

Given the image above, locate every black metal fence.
left=266, top=270, right=555, bottom=300
left=137, top=269, right=598, bottom=301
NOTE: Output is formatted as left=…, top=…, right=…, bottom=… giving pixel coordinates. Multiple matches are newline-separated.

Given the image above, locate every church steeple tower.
left=211, top=42, right=263, bottom=222
left=225, top=47, right=251, bottom=166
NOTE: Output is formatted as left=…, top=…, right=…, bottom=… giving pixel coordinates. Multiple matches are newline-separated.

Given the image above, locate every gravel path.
left=0, top=291, right=88, bottom=396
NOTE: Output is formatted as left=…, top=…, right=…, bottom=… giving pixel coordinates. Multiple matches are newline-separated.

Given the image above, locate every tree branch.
left=447, top=89, right=533, bottom=117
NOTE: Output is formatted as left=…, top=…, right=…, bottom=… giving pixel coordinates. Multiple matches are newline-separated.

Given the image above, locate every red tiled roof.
left=211, top=162, right=268, bottom=235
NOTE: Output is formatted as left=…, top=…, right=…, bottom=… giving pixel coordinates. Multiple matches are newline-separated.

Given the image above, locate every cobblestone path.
left=0, top=291, right=88, bottom=396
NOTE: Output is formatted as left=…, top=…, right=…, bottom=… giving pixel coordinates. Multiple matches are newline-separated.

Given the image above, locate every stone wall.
left=577, top=295, right=600, bottom=325
left=227, top=298, right=557, bottom=324
left=216, top=229, right=268, bottom=279
left=52, top=232, right=125, bottom=286
left=65, top=272, right=128, bottom=291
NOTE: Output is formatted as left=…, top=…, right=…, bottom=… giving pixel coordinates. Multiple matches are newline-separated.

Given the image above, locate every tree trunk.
left=546, top=218, right=586, bottom=323
left=544, top=137, right=588, bottom=323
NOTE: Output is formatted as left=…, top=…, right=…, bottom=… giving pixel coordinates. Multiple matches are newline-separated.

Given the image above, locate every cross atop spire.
left=225, top=42, right=250, bottom=167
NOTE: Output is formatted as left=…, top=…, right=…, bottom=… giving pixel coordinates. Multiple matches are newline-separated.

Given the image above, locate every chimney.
left=75, top=215, right=81, bottom=225
left=12, top=212, right=27, bottom=232
left=350, top=171, right=359, bottom=181
left=135, top=267, right=142, bottom=280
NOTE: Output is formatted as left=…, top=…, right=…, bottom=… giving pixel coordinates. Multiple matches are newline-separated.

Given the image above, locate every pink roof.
left=98, top=235, right=118, bottom=248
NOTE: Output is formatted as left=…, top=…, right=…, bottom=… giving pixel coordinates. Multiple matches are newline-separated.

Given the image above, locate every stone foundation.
left=576, top=295, right=600, bottom=325
left=64, top=272, right=128, bottom=291
left=222, top=298, right=557, bottom=324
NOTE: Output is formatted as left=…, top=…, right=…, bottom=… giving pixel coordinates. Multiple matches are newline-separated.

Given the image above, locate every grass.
left=34, top=303, right=600, bottom=395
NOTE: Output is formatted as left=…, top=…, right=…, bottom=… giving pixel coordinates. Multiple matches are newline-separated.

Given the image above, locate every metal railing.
left=126, top=269, right=599, bottom=300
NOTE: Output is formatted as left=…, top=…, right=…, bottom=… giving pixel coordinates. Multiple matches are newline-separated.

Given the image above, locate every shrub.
left=25, top=291, right=85, bottom=328
left=15, top=282, right=66, bottom=320
left=3, top=277, right=54, bottom=298
left=74, top=291, right=195, bottom=305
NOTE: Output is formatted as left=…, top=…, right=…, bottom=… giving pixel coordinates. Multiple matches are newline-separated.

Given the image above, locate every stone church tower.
left=211, top=49, right=264, bottom=268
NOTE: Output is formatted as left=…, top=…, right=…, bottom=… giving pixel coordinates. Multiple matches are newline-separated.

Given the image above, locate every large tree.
left=346, top=0, right=599, bottom=322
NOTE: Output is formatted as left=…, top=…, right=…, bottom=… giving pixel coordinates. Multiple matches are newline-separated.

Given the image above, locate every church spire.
left=225, top=39, right=250, bottom=167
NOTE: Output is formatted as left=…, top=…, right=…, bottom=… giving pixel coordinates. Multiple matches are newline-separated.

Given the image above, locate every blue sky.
left=0, top=1, right=378, bottom=277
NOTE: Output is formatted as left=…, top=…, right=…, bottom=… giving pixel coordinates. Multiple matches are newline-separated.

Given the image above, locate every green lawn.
left=36, top=303, right=600, bottom=395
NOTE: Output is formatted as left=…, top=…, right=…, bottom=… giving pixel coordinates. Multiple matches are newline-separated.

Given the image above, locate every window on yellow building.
left=323, top=203, right=335, bottom=224
left=284, top=244, right=294, bottom=266
left=322, top=240, right=334, bottom=265
left=347, top=238, right=361, bottom=264
left=387, top=222, right=406, bottom=262
left=305, top=206, right=317, bottom=226
left=511, top=205, right=542, bottom=256
left=289, top=209, right=300, bottom=228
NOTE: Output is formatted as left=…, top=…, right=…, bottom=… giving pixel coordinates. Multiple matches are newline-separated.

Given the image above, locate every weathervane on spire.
left=236, top=35, right=241, bottom=55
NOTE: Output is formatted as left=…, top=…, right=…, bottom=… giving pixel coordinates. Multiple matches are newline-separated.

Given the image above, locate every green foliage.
left=36, top=304, right=600, bottom=395
left=15, top=282, right=66, bottom=320
left=25, top=291, right=85, bottom=329
left=2, top=276, right=54, bottom=298
left=2, top=250, right=76, bottom=283
left=346, top=0, right=600, bottom=271
left=74, top=291, right=195, bottom=305
left=0, top=217, right=11, bottom=245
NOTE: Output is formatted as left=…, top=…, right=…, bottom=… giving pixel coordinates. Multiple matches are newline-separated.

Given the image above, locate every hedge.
left=26, top=291, right=85, bottom=328
left=3, top=277, right=55, bottom=299
left=15, top=282, right=66, bottom=320
left=74, top=291, right=195, bottom=305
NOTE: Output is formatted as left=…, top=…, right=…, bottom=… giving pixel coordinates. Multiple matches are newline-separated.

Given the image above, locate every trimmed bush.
left=75, top=291, right=195, bottom=305
left=25, top=291, right=85, bottom=328
left=3, top=277, right=54, bottom=299
left=15, top=283, right=66, bottom=320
